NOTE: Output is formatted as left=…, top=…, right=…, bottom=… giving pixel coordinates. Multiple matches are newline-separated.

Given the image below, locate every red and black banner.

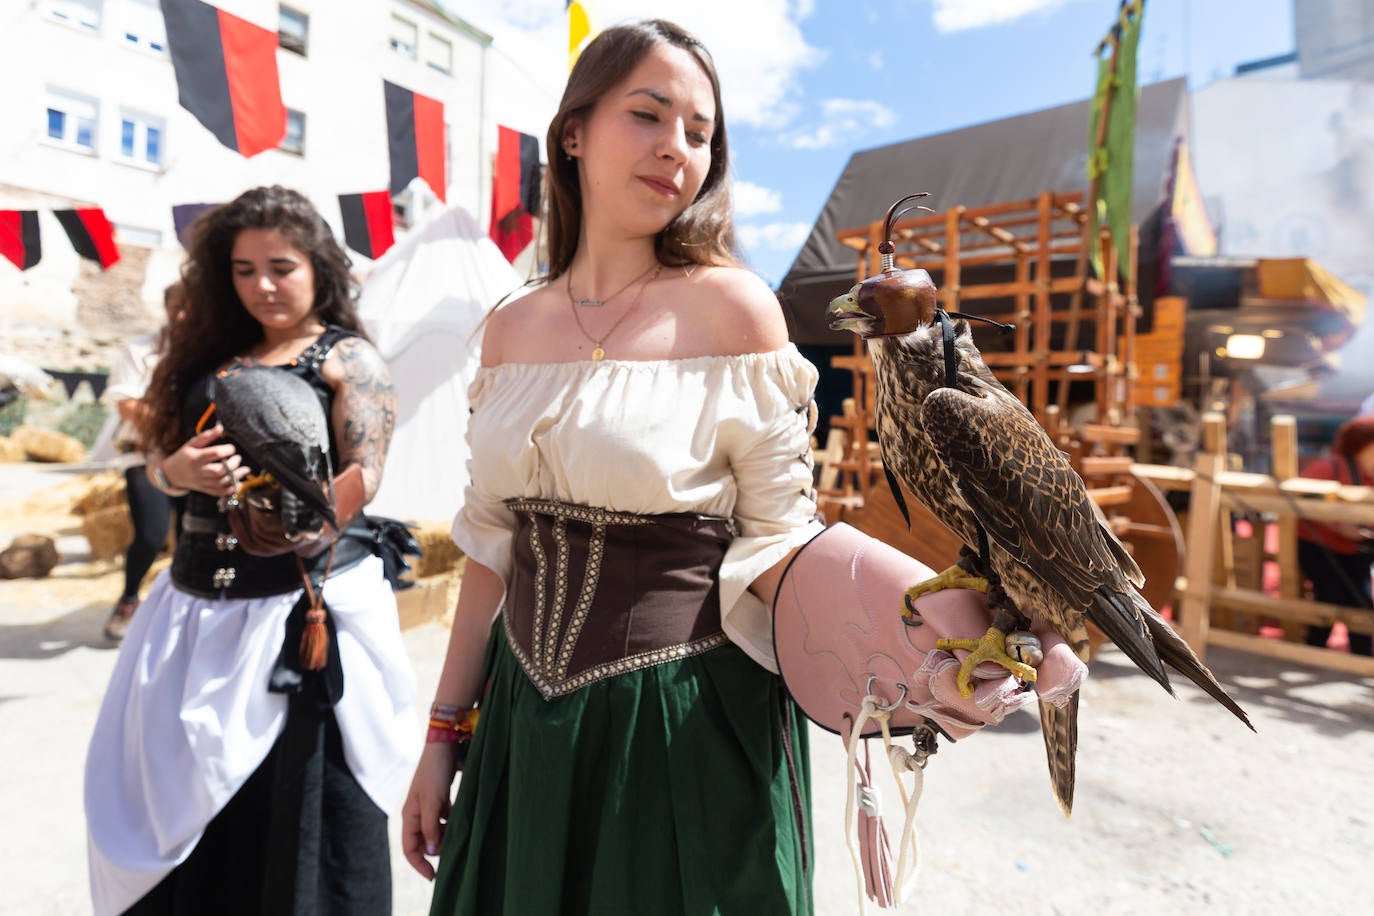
left=338, top=191, right=396, bottom=261
left=160, top=0, right=286, bottom=157
left=54, top=209, right=121, bottom=269
left=384, top=80, right=446, bottom=202
left=490, top=125, right=541, bottom=263
left=0, top=210, right=42, bottom=271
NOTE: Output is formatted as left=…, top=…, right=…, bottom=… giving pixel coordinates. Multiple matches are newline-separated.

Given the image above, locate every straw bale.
left=411, top=521, right=463, bottom=578
left=81, top=505, right=133, bottom=561
left=10, top=425, right=87, bottom=463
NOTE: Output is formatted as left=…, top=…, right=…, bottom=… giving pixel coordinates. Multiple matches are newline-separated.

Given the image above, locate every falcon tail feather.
left=1141, top=609, right=1256, bottom=731
left=1039, top=692, right=1079, bottom=817
left=1087, top=590, right=1173, bottom=694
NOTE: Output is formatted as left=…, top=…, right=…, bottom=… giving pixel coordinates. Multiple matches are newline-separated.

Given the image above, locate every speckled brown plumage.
left=864, top=319, right=1253, bottom=815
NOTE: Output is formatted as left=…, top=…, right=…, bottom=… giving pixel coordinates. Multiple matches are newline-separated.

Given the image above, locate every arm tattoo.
left=329, top=337, right=397, bottom=500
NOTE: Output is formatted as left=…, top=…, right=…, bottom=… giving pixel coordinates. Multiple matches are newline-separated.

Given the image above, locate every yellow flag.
left=568, top=1, right=595, bottom=71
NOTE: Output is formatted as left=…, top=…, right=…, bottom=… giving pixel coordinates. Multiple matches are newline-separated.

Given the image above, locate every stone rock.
left=411, top=521, right=464, bottom=578
left=82, top=504, right=133, bottom=561
left=0, top=533, right=60, bottom=579
left=0, top=436, right=24, bottom=463
left=10, top=425, right=87, bottom=463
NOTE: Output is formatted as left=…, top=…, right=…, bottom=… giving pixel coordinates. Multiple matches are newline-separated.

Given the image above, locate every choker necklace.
left=566, top=262, right=657, bottom=307
left=569, top=263, right=663, bottom=361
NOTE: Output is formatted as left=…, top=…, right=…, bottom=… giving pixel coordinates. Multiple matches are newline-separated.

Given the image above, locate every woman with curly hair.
left=85, top=185, right=417, bottom=915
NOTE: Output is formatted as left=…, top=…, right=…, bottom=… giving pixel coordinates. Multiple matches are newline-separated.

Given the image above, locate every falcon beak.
left=826, top=290, right=873, bottom=331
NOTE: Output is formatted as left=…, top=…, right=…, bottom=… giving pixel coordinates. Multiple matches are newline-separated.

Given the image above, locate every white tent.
left=358, top=205, right=524, bottom=523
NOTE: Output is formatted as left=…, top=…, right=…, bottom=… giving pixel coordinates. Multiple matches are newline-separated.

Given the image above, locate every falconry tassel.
left=826, top=193, right=1254, bottom=816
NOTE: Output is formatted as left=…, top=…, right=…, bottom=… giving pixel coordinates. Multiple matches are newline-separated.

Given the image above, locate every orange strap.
left=195, top=402, right=216, bottom=434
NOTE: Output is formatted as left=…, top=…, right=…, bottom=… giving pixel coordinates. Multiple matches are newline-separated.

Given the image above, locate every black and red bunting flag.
left=338, top=192, right=396, bottom=260
left=490, top=125, right=541, bottom=263
left=0, top=211, right=42, bottom=271
left=384, top=81, right=446, bottom=202
left=54, top=209, right=121, bottom=269
left=159, top=0, right=286, bottom=157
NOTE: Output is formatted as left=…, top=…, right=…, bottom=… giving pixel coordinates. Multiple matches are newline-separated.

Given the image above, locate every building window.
left=118, top=0, right=165, bottom=53
left=279, top=5, right=308, bottom=56
left=45, top=0, right=101, bottom=32
left=389, top=15, right=417, bottom=60
left=45, top=89, right=99, bottom=153
left=119, top=109, right=165, bottom=166
left=122, top=0, right=166, bottom=54
left=427, top=33, right=453, bottom=74
left=280, top=108, right=306, bottom=155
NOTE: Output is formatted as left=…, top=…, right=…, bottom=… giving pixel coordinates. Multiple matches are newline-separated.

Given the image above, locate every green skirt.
left=429, top=622, right=813, bottom=916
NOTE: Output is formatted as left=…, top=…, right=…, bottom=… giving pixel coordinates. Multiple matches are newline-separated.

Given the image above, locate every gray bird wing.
left=213, top=368, right=336, bottom=527
left=918, top=384, right=1131, bottom=614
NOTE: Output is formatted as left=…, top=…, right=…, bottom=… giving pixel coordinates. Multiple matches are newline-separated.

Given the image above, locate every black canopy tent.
left=776, top=77, right=1191, bottom=347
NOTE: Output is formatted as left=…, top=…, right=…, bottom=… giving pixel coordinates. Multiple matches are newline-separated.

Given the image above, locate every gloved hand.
left=226, top=464, right=367, bottom=558
left=897, top=585, right=1086, bottom=739
left=773, top=523, right=1088, bottom=741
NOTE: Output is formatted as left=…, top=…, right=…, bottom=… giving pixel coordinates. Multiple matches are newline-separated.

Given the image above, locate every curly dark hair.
left=141, top=185, right=367, bottom=454
left=542, top=18, right=738, bottom=282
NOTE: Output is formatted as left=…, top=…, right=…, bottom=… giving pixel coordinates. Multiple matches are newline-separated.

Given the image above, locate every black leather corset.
left=169, top=328, right=370, bottom=598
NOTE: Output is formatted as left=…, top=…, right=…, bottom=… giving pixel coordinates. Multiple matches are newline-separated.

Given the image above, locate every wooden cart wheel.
left=1086, top=472, right=1185, bottom=657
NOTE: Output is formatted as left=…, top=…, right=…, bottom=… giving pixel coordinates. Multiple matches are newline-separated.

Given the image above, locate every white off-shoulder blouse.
left=450, top=343, right=826, bottom=673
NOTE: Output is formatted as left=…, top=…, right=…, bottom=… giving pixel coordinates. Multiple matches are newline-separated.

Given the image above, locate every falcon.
left=210, top=365, right=337, bottom=540
left=825, top=196, right=1253, bottom=814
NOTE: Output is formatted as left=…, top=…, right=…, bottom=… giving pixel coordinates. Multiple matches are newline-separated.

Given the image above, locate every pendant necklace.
left=568, top=263, right=663, bottom=361
left=566, top=261, right=656, bottom=307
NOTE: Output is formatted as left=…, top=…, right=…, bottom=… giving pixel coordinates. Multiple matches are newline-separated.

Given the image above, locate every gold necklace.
left=568, top=263, right=663, bottom=361
left=566, top=262, right=656, bottom=308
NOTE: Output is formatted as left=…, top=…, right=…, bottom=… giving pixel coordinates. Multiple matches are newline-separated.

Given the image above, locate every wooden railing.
left=1132, top=413, right=1374, bottom=675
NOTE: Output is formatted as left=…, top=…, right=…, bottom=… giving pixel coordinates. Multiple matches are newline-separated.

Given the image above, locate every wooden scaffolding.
left=815, top=191, right=1189, bottom=614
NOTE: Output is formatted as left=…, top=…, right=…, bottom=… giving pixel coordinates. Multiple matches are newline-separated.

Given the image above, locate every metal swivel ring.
left=865, top=675, right=908, bottom=712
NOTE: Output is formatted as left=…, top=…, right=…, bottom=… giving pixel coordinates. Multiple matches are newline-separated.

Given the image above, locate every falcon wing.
left=919, top=385, right=1128, bottom=613
left=214, top=368, right=337, bottom=527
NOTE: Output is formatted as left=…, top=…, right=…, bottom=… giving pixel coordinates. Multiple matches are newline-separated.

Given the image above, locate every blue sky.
left=438, top=0, right=1295, bottom=286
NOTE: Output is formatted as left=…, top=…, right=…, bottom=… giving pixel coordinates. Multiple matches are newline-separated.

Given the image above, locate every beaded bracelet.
left=427, top=702, right=479, bottom=747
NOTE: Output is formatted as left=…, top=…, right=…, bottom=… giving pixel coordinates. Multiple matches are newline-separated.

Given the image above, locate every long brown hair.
left=141, top=185, right=367, bottom=454
left=543, top=19, right=738, bottom=281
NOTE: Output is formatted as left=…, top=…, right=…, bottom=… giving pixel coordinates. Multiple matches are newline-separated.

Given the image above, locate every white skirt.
left=84, top=555, right=418, bottom=916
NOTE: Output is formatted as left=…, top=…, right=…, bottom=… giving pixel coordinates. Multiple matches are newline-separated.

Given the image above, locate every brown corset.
left=503, top=498, right=736, bottom=700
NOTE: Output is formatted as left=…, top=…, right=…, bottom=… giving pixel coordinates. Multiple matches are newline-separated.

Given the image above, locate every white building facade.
left=0, top=0, right=494, bottom=340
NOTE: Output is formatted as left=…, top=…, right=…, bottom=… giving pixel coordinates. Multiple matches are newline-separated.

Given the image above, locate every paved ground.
left=3, top=465, right=1372, bottom=914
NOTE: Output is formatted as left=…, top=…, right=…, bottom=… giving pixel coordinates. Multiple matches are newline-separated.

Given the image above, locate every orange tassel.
left=299, top=606, right=329, bottom=671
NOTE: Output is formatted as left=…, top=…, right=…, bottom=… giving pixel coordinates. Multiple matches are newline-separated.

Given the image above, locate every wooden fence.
left=1132, top=413, right=1374, bottom=676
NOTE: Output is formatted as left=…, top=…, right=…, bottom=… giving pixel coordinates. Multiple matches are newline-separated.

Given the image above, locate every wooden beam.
left=1270, top=415, right=1304, bottom=642
left=1178, top=448, right=1226, bottom=659
left=1211, top=587, right=1374, bottom=631
left=1206, top=629, right=1374, bottom=676
left=1086, top=484, right=1134, bottom=507
left=1081, top=455, right=1136, bottom=476
left=1078, top=423, right=1140, bottom=445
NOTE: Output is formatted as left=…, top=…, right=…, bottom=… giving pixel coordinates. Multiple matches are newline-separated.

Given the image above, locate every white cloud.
left=931, top=0, right=1074, bottom=33
left=868, top=50, right=885, bottom=71
left=737, top=221, right=812, bottom=251
left=437, top=0, right=822, bottom=132
left=785, top=98, right=898, bottom=150
left=733, top=181, right=783, bottom=217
